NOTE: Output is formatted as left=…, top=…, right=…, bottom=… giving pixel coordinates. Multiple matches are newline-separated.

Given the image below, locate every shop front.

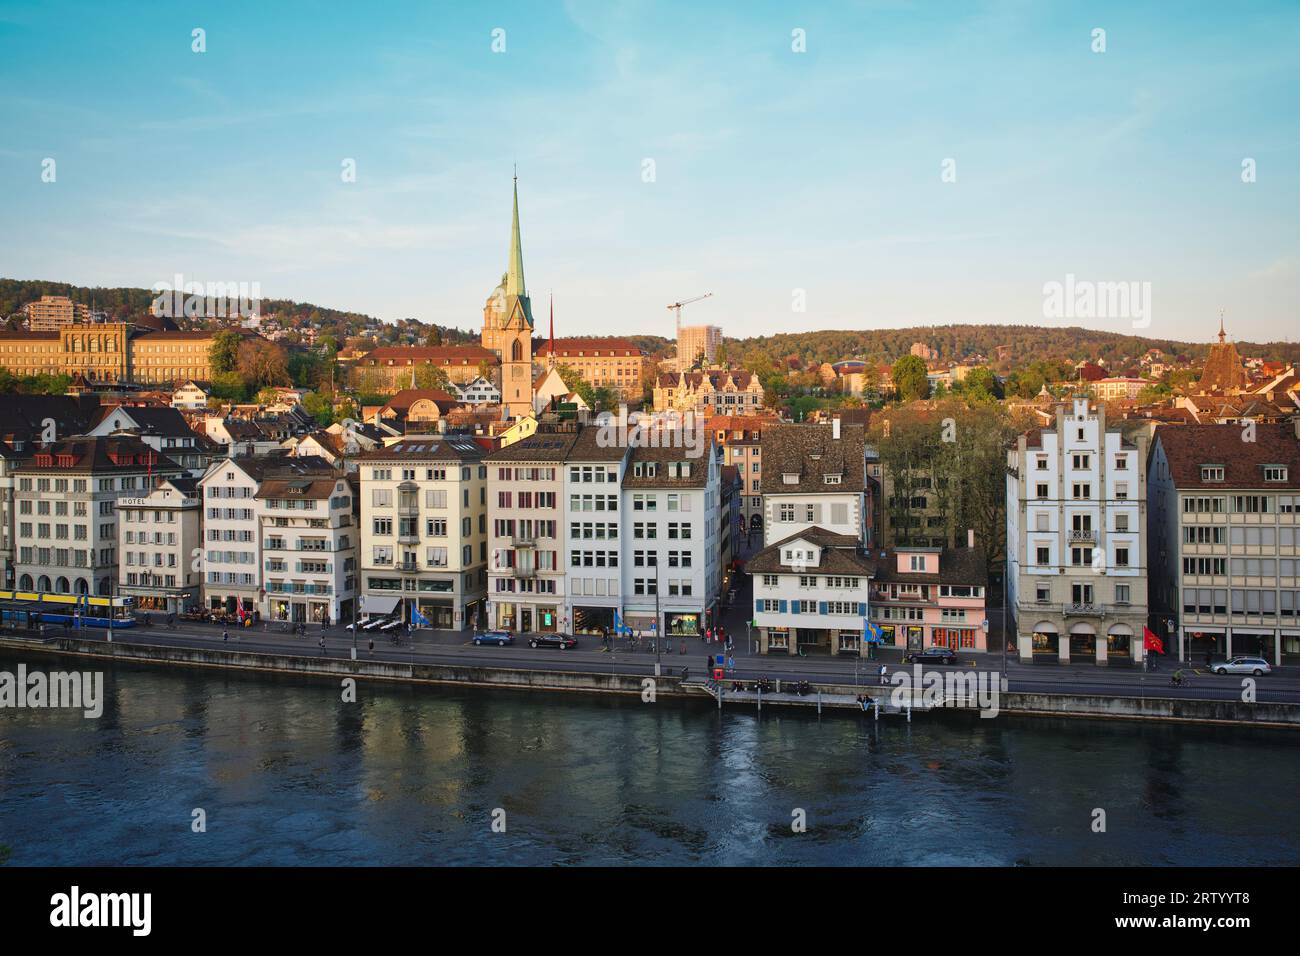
left=932, top=626, right=981, bottom=652
left=416, top=599, right=454, bottom=629
left=507, top=604, right=559, bottom=633
left=1029, top=622, right=1059, bottom=662
left=903, top=624, right=924, bottom=651
left=1068, top=624, right=1097, bottom=663
left=1232, top=631, right=1273, bottom=659
left=1184, top=628, right=1226, bottom=660
left=664, top=611, right=701, bottom=637
left=573, top=605, right=615, bottom=636
left=762, top=626, right=790, bottom=654
left=1105, top=624, right=1133, bottom=664
left=493, top=601, right=518, bottom=631
left=836, top=629, right=861, bottom=656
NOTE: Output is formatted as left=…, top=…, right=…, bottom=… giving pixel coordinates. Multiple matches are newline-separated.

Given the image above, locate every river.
left=1, top=653, right=1297, bottom=866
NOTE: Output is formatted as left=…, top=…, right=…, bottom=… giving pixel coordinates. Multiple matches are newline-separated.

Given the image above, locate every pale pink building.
left=868, top=544, right=989, bottom=653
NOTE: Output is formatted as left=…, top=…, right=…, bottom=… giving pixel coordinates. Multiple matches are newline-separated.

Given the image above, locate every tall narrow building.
left=481, top=176, right=534, bottom=420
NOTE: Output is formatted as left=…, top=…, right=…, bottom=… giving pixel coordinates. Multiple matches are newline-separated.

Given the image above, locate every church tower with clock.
left=482, top=176, right=534, bottom=420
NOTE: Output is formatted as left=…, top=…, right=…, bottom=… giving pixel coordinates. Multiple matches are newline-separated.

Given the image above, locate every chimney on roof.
left=832, top=417, right=841, bottom=440
left=967, top=528, right=975, bottom=549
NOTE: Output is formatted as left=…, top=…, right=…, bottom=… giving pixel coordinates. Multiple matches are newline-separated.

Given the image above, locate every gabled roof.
left=15, top=436, right=182, bottom=474
left=92, top=404, right=196, bottom=438
left=1155, top=423, right=1300, bottom=490
left=871, top=547, right=989, bottom=587
left=760, top=423, right=866, bottom=494
left=747, top=526, right=875, bottom=575
left=380, top=389, right=459, bottom=414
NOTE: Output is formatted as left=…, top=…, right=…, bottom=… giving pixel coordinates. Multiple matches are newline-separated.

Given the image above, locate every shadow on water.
left=0, top=652, right=1297, bottom=865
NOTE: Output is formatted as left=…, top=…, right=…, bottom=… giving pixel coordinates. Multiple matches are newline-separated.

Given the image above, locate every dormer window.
left=782, top=472, right=799, bottom=485
left=824, top=474, right=841, bottom=485
left=1201, top=466, right=1224, bottom=482
left=1264, top=466, right=1288, bottom=482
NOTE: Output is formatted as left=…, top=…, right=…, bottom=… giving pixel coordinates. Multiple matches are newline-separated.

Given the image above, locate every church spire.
left=506, top=173, right=526, bottom=299
left=548, top=293, right=555, bottom=368
left=1218, top=308, right=1226, bottom=344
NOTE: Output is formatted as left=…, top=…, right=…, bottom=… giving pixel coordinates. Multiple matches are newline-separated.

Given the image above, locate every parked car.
left=904, top=646, right=959, bottom=665
left=473, top=631, right=514, bottom=647
left=528, top=633, right=577, bottom=650
left=1212, top=657, right=1271, bottom=676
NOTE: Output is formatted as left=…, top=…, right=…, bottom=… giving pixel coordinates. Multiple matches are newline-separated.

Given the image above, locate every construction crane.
left=667, top=293, right=714, bottom=366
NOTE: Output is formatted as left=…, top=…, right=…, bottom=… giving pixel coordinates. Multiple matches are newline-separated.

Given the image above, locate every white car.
left=1212, top=657, right=1272, bottom=676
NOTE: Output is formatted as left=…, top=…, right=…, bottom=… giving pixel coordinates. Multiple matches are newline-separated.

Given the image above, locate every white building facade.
left=1007, top=399, right=1149, bottom=664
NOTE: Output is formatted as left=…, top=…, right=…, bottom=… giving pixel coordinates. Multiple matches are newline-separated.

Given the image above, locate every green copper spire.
left=506, top=174, right=526, bottom=299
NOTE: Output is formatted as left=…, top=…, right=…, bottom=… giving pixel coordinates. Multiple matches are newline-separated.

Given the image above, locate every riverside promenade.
left=4, top=613, right=1300, bottom=726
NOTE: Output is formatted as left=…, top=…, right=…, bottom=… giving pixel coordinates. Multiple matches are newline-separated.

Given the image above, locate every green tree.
left=413, top=363, right=451, bottom=392
left=556, top=364, right=595, bottom=407
left=210, top=371, right=248, bottom=403
left=209, top=330, right=241, bottom=374
left=891, top=354, right=930, bottom=401
left=302, top=391, right=336, bottom=426
left=960, top=366, right=1003, bottom=402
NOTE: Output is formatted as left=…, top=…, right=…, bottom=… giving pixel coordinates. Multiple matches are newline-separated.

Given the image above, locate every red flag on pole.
left=1143, top=626, right=1164, bottom=654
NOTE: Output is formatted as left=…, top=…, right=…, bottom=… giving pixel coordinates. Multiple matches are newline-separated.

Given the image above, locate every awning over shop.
left=360, top=594, right=401, bottom=616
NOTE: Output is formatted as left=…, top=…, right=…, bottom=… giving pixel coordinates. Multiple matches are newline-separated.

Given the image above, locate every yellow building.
left=532, top=337, right=652, bottom=402
left=0, top=324, right=219, bottom=385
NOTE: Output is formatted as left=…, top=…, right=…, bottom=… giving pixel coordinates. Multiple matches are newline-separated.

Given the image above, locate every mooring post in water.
left=757, top=687, right=761, bottom=713
left=718, top=683, right=722, bottom=710
left=906, top=701, right=912, bottom=723
left=817, top=691, right=822, bottom=715
left=874, top=697, right=879, bottom=721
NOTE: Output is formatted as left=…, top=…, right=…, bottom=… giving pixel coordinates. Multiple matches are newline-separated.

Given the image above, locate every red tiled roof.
left=534, top=337, right=645, bottom=357
left=1156, top=423, right=1300, bottom=490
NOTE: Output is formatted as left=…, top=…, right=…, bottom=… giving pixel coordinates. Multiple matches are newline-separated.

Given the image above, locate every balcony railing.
left=1068, top=529, right=1096, bottom=542
left=512, top=534, right=537, bottom=548
left=512, top=565, right=536, bottom=579
left=1061, top=602, right=1135, bottom=617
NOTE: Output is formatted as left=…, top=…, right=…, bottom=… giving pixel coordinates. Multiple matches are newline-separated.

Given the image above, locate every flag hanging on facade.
left=864, top=620, right=883, bottom=644
left=1143, top=626, right=1164, bottom=654
left=411, top=604, right=431, bottom=628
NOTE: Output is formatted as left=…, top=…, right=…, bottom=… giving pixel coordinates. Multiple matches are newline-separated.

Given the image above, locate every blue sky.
left=1, top=0, right=1297, bottom=343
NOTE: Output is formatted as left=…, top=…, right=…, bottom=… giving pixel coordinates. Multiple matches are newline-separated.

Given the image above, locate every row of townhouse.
left=747, top=420, right=990, bottom=657
left=195, top=455, right=357, bottom=623
left=1008, top=398, right=1300, bottom=666
left=476, top=424, right=723, bottom=639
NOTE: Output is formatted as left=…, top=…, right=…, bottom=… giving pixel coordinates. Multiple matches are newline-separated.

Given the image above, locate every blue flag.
left=411, top=604, right=431, bottom=627
left=864, top=620, right=883, bottom=644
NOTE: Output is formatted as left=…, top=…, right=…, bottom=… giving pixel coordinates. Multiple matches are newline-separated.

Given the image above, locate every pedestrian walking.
left=878, top=663, right=887, bottom=685
left=318, top=636, right=326, bottom=656
left=368, top=637, right=374, bottom=657
left=726, top=654, right=735, bottom=673
left=222, top=629, right=229, bottom=643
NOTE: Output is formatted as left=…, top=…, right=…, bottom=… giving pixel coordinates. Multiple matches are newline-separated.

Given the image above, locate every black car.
left=528, top=633, right=577, bottom=650
left=904, top=646, right=959, bottom=665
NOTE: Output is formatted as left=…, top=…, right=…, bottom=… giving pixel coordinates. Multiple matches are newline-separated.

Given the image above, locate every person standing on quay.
left=368, top=637, right=374, bottom=657
left=222, top=629, right=229, bottom=644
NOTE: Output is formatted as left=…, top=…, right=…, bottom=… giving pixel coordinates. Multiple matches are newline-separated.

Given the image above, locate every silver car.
left=1212, top=657, right=1272, bottom=676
